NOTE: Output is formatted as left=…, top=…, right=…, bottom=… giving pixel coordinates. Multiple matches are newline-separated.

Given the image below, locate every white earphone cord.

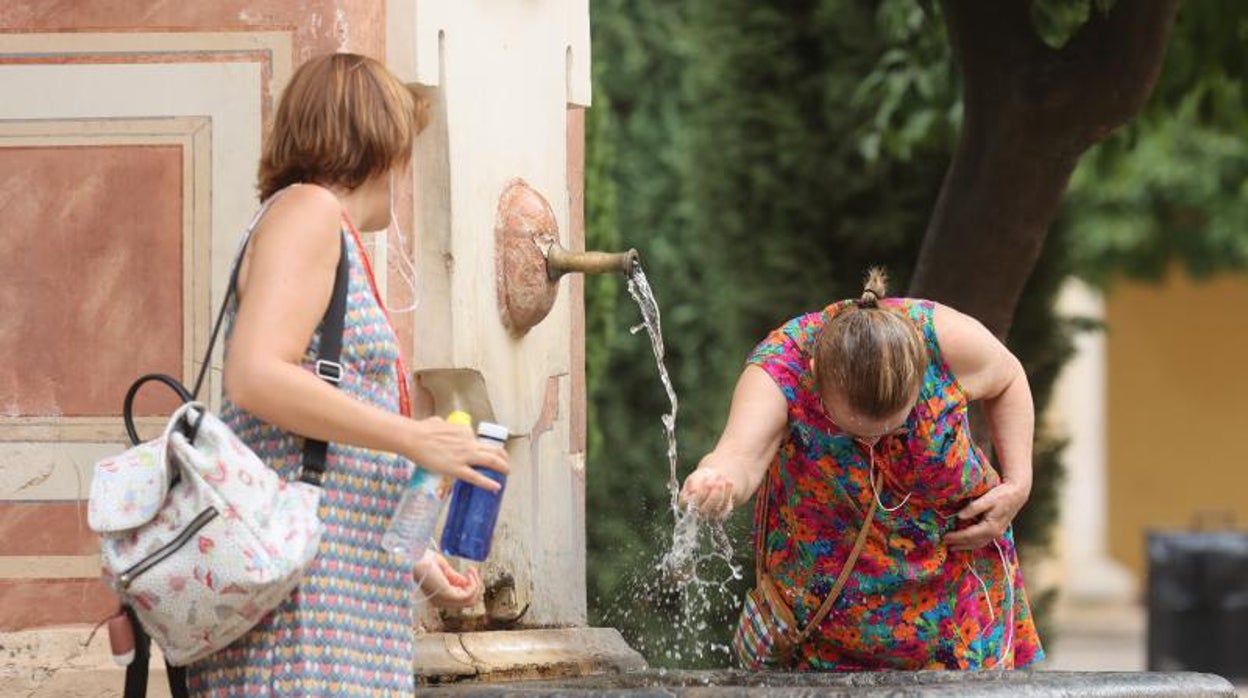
left=939, top=515, right=1016, bottom=669
left=867, top=440, right=1015, bottom=667
left=385, top=173, right=421, bottom=314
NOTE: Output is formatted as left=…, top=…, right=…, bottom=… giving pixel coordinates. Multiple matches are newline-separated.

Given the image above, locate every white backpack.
left=88, top=198, right=349, bottom=666
left=88, top=402, right=324, bottom=665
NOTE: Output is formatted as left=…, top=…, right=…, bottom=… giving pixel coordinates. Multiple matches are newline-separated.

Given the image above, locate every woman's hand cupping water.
left=414, top=550, right=481, bottom=608
left=679, top=465, right=737, bottom=520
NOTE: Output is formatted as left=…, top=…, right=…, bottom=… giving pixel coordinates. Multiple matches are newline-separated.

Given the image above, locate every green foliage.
left=1063, top=0, right=1248, bottom=286
left=1029, top=0, right=1117, bottom=49
left=585, top=0, right=698, bottom=624
left=584, top=32, right=621, bottom=464
left=852, top=0, right=961, bottom=163
left=682, top=0, right=953, bottom=351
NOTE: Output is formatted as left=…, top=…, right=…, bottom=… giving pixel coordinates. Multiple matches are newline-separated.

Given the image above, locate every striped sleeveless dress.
left=187, top=220, right=415, bottom=696
left=743, top=298, right=1044, bottom=670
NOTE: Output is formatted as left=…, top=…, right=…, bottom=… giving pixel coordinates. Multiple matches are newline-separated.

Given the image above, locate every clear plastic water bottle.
left=381, top=410, right=469, bottom=561
left=440, top=421, right=510, bottom=561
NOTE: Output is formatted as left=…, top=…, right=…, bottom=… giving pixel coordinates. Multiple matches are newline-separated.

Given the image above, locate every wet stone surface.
left=423, top=668, right=1237, bottom=697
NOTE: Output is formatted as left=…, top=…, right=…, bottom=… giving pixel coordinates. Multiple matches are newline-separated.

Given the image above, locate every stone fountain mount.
left=395, top=0, right=644, bottom=683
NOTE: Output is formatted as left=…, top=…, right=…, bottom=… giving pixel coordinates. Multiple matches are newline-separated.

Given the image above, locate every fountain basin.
left=421, top=668, right=1237, bottom=697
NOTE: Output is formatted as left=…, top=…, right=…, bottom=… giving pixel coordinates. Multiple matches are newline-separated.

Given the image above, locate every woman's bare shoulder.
left=258, top=184, right=342, bottom=245
left=931, top=302, right=1017, bottom=401
left=238, top=184, right=341, bottom=293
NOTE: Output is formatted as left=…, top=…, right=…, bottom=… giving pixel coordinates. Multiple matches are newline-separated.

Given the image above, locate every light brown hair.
left=258, top=52, right=430, bottom=200
left=813, top=267, right=927, bottom=419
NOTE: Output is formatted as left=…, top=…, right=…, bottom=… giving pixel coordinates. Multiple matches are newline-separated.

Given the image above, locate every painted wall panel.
left=0, top=145, right=183, bottom=417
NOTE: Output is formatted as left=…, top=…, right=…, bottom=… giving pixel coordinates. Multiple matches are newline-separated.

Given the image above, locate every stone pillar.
left=1052, top=279, right=1136, bottom=604
left=386, top=0, right=644, bottom=680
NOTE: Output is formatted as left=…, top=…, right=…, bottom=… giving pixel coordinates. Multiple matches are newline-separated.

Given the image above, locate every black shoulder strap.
left=299, top=233, right=350, bottom=486
left=122, top=607, right=189, bottom=698
left=122, top=606, right=151, bottom=698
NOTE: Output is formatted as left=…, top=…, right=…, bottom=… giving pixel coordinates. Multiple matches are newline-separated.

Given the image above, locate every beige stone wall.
left=0, top=0, right=383, bottom=634
left=1105, top=270, right=1248, bottom=579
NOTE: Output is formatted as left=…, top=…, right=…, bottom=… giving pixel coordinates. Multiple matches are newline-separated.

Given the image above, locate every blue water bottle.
left=380, top=411, right=468, bottom=561
left=440, top=420, right=509, bottom=561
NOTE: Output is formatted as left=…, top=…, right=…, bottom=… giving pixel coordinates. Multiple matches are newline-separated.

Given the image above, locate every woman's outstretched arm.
left=679, top=365, right=788, bottom=518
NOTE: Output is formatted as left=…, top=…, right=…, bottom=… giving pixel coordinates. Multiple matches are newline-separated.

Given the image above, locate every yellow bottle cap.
left=447, top=410, right=472, bottom=427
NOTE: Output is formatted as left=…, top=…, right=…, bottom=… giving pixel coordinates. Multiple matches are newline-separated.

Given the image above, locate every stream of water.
left=603, top=263, right=742, bottom=665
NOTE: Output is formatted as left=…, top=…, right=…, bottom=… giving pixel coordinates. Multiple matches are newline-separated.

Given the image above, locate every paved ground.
left=1042, top=601, right=1147, bottom=672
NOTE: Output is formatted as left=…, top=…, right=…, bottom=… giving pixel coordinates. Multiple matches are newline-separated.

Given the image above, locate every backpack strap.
left=122, top=606, right=189, bottom=698
left=183, top=189, right=349, bottom=485
left=298, top=233, right=350, bottom=486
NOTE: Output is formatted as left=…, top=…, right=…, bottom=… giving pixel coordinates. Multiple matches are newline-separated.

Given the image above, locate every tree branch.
left=1046, top=0, right=1182, bottom=144
left=941, top=0, right=1050, bottom=106
left=911, top=1, right=1182, bottom=338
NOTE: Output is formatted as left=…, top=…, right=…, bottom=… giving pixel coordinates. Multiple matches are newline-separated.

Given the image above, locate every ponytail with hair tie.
left=857, top=267, right=888, bottom=309
left=816, top=265, right=925, bottom=420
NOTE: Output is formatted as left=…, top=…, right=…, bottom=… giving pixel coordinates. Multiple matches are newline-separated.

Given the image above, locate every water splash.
left=612, top=264, right=742, bottom=666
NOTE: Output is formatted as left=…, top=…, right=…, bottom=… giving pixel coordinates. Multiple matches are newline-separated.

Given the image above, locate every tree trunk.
left=909, top=0, right=1181, bottom=338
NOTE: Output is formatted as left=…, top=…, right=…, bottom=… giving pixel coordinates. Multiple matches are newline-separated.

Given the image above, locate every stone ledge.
left=0, top=624, right=174, bottom=698
left=416, top=628, right=648, bottom=683
left=2, top=625, right=648, bottom=695
left=422, top=669, right=1237, bottom=697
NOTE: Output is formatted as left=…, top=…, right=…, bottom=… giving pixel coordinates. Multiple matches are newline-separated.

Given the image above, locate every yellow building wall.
left=1106, top=270, right=1248, bottom=580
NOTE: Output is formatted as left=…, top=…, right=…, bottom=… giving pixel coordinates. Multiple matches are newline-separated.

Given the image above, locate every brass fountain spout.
left=544, top=242, right=639, bottom=281
left=496, top=179, right=643, bottom=336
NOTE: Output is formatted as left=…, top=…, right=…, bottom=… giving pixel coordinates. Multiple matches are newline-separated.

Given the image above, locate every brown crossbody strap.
left=753, top=463, right=880, bottom=644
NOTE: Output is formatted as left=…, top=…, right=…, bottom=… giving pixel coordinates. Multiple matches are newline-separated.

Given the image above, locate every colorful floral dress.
left=187, top=220, right=416, bottom=696
left=743, top=298, right=1043, bottom=670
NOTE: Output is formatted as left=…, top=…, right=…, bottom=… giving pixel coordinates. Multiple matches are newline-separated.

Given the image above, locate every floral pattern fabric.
left=744, top=298, right=1044, bottom=670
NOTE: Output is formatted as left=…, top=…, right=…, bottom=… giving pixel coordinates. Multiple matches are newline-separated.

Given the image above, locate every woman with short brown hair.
left=187, top=53, right=506, bottom=696
left=256, top=51, right=430, bottom=201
